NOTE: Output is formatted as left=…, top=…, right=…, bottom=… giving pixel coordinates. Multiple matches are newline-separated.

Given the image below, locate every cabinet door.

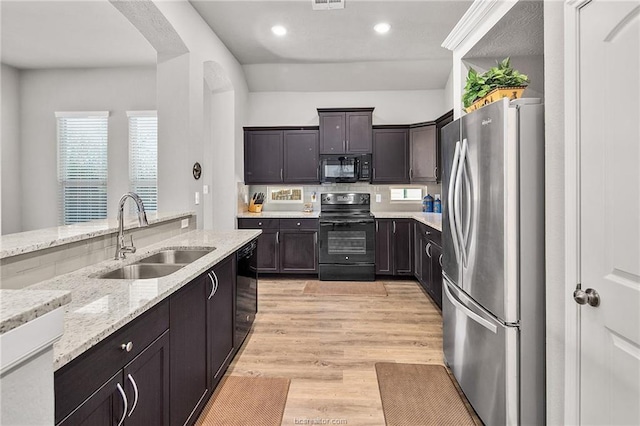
left=346, top=112, right=372, bottom=153
left=244, top=130, right=283, bottom=183
left=123, top=331, right=170, bottom=426
left=256, top=230, right=279, bottom=272
left=429, top=243, right=443, bottom=309
left=58, top=373, right=124, bottom=426
left=434, top=110, right=453, bottom=182
left=283, top=130, right=319, bottom=183
left=375, top=220, right=393, bottom=275
left=413, top=223, right=424, bottom=283
left=208, top=256, right=235, bottom=387
left=319, top=113, right=346, bottom=154
left=279, top=230, right=318, bottom=273
left=393, top=219, right=413, bottom=275
left=409, top=125, right=437, bottom=182
left=372, top=128, right=409, bottom=183
left=170, top=277, right=208, bottom=426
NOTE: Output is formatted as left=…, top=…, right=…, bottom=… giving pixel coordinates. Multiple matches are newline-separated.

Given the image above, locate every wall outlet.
left=375, top=193, right=382, bottom=203
left=203, top=185, right=209, bottom=195
left=195, top=191, right=200, bottom=205
left=181, top=218, right=189, bottom=228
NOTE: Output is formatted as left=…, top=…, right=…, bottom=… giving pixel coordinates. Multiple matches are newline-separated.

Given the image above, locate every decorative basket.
left=465, top=86, right=526, bottom=113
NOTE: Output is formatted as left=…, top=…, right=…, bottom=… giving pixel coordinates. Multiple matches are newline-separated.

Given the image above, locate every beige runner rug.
left=196, top=376, right=290, bottom=426
left=375, top=363, right=480, bottom=426
left=303, top=280, right=388, bottom=296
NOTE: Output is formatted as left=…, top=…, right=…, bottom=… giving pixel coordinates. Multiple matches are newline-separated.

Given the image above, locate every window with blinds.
left=56, top=111, right=109, bottom=225
left=128, top=111, right=158, bottom=212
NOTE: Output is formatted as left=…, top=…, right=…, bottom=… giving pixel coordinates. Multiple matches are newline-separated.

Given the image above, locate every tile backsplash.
left=241, top=183, right=442, bottom=213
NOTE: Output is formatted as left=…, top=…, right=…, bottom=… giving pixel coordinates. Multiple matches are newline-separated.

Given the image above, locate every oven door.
left=319, top=219, right=375, bottom=264
left=320, top=156, right=359, bottom=183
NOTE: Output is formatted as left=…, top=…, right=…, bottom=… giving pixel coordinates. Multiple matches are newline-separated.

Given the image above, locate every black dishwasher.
left=236, top=240, right=257, bottom=347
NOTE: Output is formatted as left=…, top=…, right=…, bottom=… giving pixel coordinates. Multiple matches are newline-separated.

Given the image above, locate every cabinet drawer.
left=425, top=226, right=441, bottom=246
left=279, top=218, right=319, bottom=230
left=238, top=218, right=280, bottom=229
left=55, top=300, right=169, bottom=423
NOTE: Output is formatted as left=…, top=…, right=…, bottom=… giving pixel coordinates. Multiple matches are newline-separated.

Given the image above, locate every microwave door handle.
left=448, top=141, right=461, bottom=264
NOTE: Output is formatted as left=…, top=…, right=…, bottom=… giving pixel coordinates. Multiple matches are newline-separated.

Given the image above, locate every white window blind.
left=56, top=111, right=109, bottom=225
left=128, top=111, right=158, bottom=212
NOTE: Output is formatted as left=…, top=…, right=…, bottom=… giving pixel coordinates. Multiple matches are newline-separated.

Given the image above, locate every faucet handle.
left=129, top=235, right=136, bottom=253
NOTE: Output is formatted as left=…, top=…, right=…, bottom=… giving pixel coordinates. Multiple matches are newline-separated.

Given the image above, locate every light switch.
left=375, top=193, right=382, bottom=203
left=181, top=218, right=189, bottom=228
left=195, top=191, right=200, bottom=205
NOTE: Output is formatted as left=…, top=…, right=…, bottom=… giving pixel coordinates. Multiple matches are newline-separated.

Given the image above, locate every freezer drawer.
left=443, top=277, right=518, bottom=426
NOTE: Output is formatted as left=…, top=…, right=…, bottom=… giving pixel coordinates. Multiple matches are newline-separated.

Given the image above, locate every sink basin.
left=135, top=248, right=214, bottom=265
left=98, top=264, right=184, bottom=279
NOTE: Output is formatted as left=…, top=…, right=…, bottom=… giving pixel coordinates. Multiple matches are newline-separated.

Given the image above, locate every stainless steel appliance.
left=318, top=193, right=375, bottom=281
left=236, top=240, right=257, bottom=346
left=441, top=98, right=545, bottom=426
left=319, top=154, right=372, bottom=183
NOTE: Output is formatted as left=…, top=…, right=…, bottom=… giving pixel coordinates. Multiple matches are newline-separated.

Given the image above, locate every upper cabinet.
left=409, top=123, right=437, bottom=183
left=244, top=127, right=320, bottom=184
left=372, top=126, right=409, bottom=183
left=318, top=108, right=374, bottom=154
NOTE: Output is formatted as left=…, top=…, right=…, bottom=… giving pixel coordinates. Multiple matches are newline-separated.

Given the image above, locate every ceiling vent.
left=312, top=0, right=345, bottom=11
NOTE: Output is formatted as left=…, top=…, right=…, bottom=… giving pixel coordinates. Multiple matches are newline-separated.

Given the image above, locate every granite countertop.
left=372, top=212, right=442, bottom=231
left=0, top=289, right=72, bottom=334
left=237, top=211, right=320, bottom=218
left=0, top=211, right=195, bottom=259
left=26, top=229, right=260, bottom=370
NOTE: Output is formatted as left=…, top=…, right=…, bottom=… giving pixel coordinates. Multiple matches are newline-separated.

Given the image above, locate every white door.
left=578, top=1, right=640, bottom=424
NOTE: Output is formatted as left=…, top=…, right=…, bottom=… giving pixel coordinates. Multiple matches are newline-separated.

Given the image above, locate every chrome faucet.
left=115, top=193, right=149, bottom=260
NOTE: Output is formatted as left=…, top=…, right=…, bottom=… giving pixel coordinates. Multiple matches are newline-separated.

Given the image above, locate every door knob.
left=573, top=286, right=600, bottom=307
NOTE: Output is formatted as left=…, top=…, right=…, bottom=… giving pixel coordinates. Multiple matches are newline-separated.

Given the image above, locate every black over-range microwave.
left=319, top=154, right=372, bottom=183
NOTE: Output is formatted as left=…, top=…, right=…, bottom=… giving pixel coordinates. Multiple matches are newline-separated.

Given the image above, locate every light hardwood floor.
left=225, top=278, right=445, bottom=426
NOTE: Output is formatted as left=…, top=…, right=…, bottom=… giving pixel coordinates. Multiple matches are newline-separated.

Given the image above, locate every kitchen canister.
left=434, top=194, right=441, bottom=213
left=423, top=194, right=434, bottom=212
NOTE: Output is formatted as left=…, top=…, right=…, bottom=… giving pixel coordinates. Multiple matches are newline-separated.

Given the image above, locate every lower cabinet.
left=375, top=219, right=413, bottom=276
left=238, top=218, right=318, bottom=274
left=208, top=256, right=235, bottom=388
left=414, top=221, right=443, bottom=309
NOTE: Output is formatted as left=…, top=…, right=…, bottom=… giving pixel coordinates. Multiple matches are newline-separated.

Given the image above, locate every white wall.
left=19, top=67, right=156, bottom=231
left=246, top=90, right=447, bottom=126
left=543, top=1, right=565, bottom=424
left=1, top=64, right=22, bottom=234
left=444, top=68, right=455, bottom=112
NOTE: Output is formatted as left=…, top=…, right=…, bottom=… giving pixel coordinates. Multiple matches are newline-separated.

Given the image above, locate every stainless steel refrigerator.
left=441, top=98, right=545, bottom=426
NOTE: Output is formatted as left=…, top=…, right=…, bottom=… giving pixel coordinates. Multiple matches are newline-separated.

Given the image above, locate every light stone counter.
left=372, top=212, right=442, bottom=232
left=0, top=212, right=194, bottom=259
left=0, top=289, right=71, bottom=334
left=237, top=211, right=320, bottom=219
left=26, top=229, right=260, bottom=370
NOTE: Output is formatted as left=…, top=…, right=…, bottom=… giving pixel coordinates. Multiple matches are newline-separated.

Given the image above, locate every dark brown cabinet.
left=170, top=276, right=209, bottom=426
left=409, top=124, right=437, bottom=182
left=375, top=219, right=413, bottom=276
left=414, top=221, right=443, bottom=309
left=238, top=218, right=318, bottom=274
left=208, top=256, right=236, bottom=388
left=318, top=108, right=374, bottom=154
left=244, top=127, right=320, bottom=184
left=372, top=127, right=409, bottom=183
left=58, top=372, right=124, bottom=426
left=434, top=110, right=454, bottom=183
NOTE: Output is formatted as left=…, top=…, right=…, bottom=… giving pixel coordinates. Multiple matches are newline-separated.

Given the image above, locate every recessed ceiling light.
left=271, top=25, right=287, bottom=36
left=374, top=23, right=391, bottom=34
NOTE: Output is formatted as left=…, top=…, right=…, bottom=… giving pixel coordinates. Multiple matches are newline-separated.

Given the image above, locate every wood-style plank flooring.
left=225, top=278, right=444, bottom=425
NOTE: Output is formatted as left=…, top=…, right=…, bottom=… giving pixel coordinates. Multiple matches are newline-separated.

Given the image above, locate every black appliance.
left=318, top=193, right=375, bottom=281
left=235, top=240, right=257, bottom=347
left=319, top=154, right=372, bottom=183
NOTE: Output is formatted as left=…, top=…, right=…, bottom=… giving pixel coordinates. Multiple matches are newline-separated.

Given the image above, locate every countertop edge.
left=0, top=290, right=72, bottom=335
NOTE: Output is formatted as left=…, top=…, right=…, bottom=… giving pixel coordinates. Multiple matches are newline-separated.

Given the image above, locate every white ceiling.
left=190, top=0, right=472, bottom=92
left=0, top=0, right=156, bottom=69
left=1, top=0, right=472, bottom=92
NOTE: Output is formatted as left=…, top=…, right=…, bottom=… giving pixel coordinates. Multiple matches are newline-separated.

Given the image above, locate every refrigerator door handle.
left=443, top=281, right=498, bottom=333
left=448, top=141, right=462, bottom=263
left=454, top=139, right=468, bottom=266
left=461, top=138, right=472, bottom=248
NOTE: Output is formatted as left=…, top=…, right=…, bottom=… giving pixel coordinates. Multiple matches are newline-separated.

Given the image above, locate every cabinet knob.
left=297, top=222, right=301, bottom=226
left=120, top=341, right=133, bottom=352
left=258, top=222, right=262, bottom=226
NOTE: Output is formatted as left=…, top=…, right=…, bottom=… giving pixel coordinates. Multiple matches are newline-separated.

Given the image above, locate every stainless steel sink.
left=98, top=264, right=184, bottom=279
left=134, top=248, right=214, bottom=265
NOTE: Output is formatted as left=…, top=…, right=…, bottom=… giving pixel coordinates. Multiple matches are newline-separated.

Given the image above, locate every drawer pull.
left=120, top=342, right=133, bottom=352
left=127, top=374, right=139, bottom=417
left=425, top=231, right=431, bottom=235
left=116, top=383, right=128, bottom=426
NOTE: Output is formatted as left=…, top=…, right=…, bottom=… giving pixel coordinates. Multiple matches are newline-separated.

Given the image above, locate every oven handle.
left=319, top=220, right=374, bottom=225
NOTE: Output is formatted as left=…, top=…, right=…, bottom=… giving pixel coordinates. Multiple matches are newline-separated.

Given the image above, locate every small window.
left=128, top=111, right=158, bottom=212
left=56, top=111, right=109, bottom=225
left=390, top=187, right=423, bottom=201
